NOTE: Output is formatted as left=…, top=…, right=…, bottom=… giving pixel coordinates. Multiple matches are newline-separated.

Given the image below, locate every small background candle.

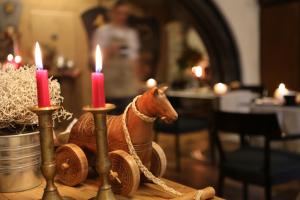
left=146, top=78, right=157, bottom=88
left=192, top=66, right=203, bottom=79
left=5, top=54, right=22, bottom=69
left=35, top=42, right=50, bottom=107
left=14, top=55, right=22, bottom=67
left=274, top=83, right=289, bottom=101
left=7, top=54, right=14, bottom=63
left=214, top=83, right=228, bottom=95
left=92, top=45, right=105, bottom=108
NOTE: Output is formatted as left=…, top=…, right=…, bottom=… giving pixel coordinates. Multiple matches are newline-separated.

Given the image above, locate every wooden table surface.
left=0, top=178, right=224, bottom=200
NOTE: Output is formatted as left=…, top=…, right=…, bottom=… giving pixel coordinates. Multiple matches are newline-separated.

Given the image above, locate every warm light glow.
left=278, top=83, right=286, bottom=90
left=192, top=66, right=203, bottom=78
left=95, top=44, right=102, bottom=73
left=57, top=56, right=64, bottom=68
left=14, top=55, right=22, bottom=64
left=7, top=54, right=13, bottom=62
left=34, top=42, right=43, bottom=70
left=274, top=83, right=289, bottom=101
left=214, top=83, right=228, bottom=95
left=146, top=78, right=157, bottom=88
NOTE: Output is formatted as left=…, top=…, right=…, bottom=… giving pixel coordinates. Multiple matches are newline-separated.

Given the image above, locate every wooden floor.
left=157, top=130, right=300, bottom=200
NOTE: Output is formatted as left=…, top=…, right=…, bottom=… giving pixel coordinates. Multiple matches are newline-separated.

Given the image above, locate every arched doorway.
left=83, top=0, right=241, bottom=84
left=179, top=0, right=241, bottom=83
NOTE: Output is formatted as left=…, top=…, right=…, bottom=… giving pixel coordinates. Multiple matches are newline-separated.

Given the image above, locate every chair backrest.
left=215, top=111, right=281, bottom=137
left=240, top=85, right=265, bottom=97
left=167, top=96, right=215, bottom=119
left=219, top=90, right=258, bottom=113
left=214, top=111, right=282, bottom=165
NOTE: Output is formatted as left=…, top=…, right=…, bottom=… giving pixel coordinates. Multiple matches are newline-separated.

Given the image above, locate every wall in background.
left=261, top=1, right=300, bottom=92
left=213, top=0, right=260, bottom=85
left=19, top=0, right=99, bottom=117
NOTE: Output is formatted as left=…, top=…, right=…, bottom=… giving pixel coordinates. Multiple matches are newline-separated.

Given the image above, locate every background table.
left=0, top=179, right=223, bottom=200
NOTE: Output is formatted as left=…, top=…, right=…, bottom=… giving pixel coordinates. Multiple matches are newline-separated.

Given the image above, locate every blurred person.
left=92, top=0, right=140, bottom=114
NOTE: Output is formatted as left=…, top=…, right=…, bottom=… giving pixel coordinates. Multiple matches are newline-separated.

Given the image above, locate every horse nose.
left=173, top=112, right=178, bottom=120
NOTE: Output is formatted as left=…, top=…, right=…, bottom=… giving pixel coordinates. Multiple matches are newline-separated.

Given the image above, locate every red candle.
left=35, top=42, right=50, bottom=107
left=92, top=45, right=105, bottom=107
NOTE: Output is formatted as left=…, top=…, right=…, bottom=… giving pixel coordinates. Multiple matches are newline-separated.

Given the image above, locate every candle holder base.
left=89, top=188, right=117, bottom=200
left=40, top=190, right=75, bottom=200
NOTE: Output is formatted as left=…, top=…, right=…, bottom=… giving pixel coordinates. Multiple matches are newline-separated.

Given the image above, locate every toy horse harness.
left=123, top=95, right=204, bottom=200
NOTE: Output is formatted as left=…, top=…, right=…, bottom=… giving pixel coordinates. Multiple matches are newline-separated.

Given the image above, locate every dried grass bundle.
left=0, top=64, right=72, bottom=129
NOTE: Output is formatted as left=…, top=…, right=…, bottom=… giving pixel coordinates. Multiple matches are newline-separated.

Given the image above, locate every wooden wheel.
left=55, top=143, right=88, bottom=186
left=150, top=142, right=167, bottom=177
left=109, top=150, right=140, bottom=196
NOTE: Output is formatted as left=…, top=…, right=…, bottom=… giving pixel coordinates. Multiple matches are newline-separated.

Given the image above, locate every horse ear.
left=160, top=86, right=168, bottom=93
left=151, top=87, right=159, bottom=97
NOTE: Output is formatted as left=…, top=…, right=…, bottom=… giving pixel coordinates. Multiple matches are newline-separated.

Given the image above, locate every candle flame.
left=95, top=44, right=102, bottom=73
left=192, top=66, right=203, bottom=78
left=35, top=42, right=43, bottom=70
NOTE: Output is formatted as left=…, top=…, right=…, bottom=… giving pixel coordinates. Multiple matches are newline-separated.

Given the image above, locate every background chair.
left=214, top=111, right=300, bottom=200
left=154, top=96, right=213, bottom=172
left=239, top=85, right=265, bottom=97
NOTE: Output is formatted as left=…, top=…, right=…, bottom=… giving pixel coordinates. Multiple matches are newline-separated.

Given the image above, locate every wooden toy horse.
left=55, top=87, right=216, bottom=199
left=55, top=87, right=177, bottom=196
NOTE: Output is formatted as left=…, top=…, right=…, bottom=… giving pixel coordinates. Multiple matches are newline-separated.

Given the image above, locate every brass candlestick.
left=83, top=103, right=116, bottom=200
left=30, top=106, right=73, bottom=200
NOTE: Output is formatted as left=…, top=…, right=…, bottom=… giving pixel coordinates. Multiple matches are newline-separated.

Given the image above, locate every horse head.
left=145, top=86, right=178, bottom=124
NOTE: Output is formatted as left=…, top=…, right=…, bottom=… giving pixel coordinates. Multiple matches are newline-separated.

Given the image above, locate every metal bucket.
left=0, top=131, right=41, bottom=192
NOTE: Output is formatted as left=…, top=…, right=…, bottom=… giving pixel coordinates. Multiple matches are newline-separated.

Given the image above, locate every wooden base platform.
left=0, top=178, right=224, bottom=200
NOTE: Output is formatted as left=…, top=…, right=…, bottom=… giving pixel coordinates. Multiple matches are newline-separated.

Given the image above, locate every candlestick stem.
left=30, top=106, right=74, bottom=200
left=83, top=104, right=116, bottom=200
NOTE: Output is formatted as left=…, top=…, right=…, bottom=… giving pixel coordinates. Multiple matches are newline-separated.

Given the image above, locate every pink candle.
left=35, top=42, right=50, bottom=107
left=92, top=45, right=105, bottom=107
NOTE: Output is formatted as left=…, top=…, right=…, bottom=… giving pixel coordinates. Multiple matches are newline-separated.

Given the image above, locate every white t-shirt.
left=91, top=24, right=140, bottom=98
left=92, top=24, right=139, bottom=60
